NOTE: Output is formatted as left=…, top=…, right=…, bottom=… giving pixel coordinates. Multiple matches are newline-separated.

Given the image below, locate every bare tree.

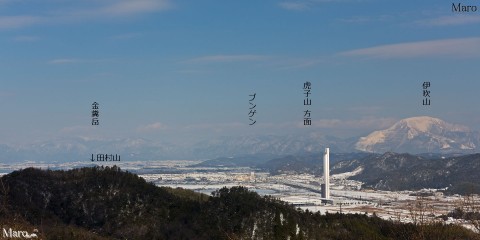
left=407, top=201, right=418, bottom=225
left=393, top=208, right=402, bottom=223
left=0, top=176, right=9, bottom=214
left=463, top=193, right=480, bottom=232
left=408, top=196, right=429, bottom=225
left=407, top=196, right=439, bottom=239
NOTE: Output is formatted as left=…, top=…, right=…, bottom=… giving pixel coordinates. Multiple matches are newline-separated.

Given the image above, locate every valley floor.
left=139, top=161, right=480, bottom=233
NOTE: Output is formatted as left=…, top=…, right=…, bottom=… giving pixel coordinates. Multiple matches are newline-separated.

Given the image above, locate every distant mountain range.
left=1, top=116, right=479, bottom=162
left=0, top=135, right=358, bottom=163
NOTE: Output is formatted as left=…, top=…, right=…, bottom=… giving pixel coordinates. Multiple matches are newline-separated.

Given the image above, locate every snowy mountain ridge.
left=355, top=116, right=478, bottom=153
left=2, top=116, right=479, bottom=162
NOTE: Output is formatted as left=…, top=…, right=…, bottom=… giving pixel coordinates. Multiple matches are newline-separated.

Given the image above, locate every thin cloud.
left=339, top=16, right=371, bottom=23
left=183, top=122, right=243, bottom=130
left=73, top=0, right=171, bottom=18
left=12, top=35, right=41, bottom=42
left=102, top=0, right=170, bottom=16
left=279, top=0, right=356, bottom=11
left=48, top=58, right=113, bottom=64
left=272, top=57, right=325, bottom=70
left=176, top=69, right=211, bottom=75
left=347, top=106, right=383, bottom=115
left=0, top=0, right=172, bottom=30
left=339, top=15, right=393, bottom=24
left=299, top=117, right=397, bottom=129
left=60, top=125, right=94, bottom=134
left=0, top=15, right=44, bottom=29
left=186, top=55, right=269, bottom=63
left=417, top=15, right=480, bottom=26
left=48, top=58, right=81, bottom=64
left=279, top=2, right=309, bottom=11
left=137, top=122, right=168, bottom=132
left=183, top=54, right=325, bottom=70
left=339, top=37, right=480, bottom=59
left=111, top=32, right=143, bottom=40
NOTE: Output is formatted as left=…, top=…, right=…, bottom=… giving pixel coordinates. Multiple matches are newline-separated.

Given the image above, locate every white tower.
left=323, top=147, right=330, bottom=199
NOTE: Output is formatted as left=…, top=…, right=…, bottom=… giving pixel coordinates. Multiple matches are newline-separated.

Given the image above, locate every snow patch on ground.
left=331, top=167, right=363, bottom=179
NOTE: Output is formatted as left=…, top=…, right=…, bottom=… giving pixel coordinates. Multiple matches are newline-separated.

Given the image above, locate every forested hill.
left=332, top=152, right=480, bottom=194
left=0, top=167, right=478, bottom=239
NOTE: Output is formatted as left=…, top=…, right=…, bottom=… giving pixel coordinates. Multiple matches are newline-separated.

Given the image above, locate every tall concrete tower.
left=323, top=147, right=330, bottom=199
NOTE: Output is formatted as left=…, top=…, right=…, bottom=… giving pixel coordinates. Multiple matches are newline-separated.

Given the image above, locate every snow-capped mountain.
left=355, top=116, right=479, bottom=153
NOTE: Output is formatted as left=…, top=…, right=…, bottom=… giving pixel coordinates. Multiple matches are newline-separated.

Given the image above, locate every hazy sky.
left=1, top=0, right=480, bottom=144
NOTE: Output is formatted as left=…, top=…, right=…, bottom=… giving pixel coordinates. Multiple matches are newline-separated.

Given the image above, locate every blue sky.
left=1, top=0, right=480, bottom=144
